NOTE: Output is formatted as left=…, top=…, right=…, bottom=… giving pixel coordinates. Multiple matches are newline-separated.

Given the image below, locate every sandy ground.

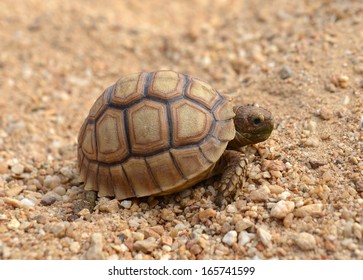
left=0, top=0, right=362, bottom=260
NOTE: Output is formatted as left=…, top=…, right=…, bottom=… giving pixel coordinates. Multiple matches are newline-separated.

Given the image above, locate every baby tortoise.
left=77, top=70, right=273, bottom=207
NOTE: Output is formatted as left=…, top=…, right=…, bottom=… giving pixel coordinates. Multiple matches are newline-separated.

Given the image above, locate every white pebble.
left=222, top=230, right=237, bottom=246
left=128, top=217, right=140, bottom=228
left=270, top=201, right=295, bottom=219
left=257, top=227, right=272, bottom=247
left=226, top=204, right=237, bottom=213
left=20, top=198, right=35, bottom=209
left=120, top=200, right=132, bottom=209
left=278, top=191, right=291, bottom=200
left=238, top=231, right=255, bottom=247
left=119, top=244, right=129, bottom=252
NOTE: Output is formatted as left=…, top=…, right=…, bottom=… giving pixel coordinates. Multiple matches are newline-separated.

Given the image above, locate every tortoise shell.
left=78, top=70, right=235, bottom=200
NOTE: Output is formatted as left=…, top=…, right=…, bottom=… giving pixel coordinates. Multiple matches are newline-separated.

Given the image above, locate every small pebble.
left=318, top=107, right=333, bottom=120
left=325, top=82, right=336, bottom=92
left=40, top=193, right=60, bottom=206
left=161, top=235, right=173, bottom=246
left=150, top=225, right=164, bottom=236
left=143, top=228, right=160, bottom=239
left=277, top=191, right=291, bottom=200
left=279, top=65, right=293, bottom=79
left=294, top=204, right=323, bottom=217
left=119, top=244, right=129, bottom=252
left=222, top=230, right=237, bottom=246
left=7, top=218, right=20, bottom=230
left=337, top=75, right=349, bottom=88
left=11, top=163, right=24, bottom=175
left=120, top=200, right=132, bottom=209
left=198, top=208, right=216, bottom=220
left=34, top=215, right=47, bottom=224
left=283, top=213, right=294, bottom=228
left=306, top=120, right=317, bottom=133
left=179, top=189, right=192, bottom=198
left=304, top=136, right=320, bottom=147
left=226, top=204, right=237, bottom=213
left=341, top=239, right=357, bottom=251
left=190, top=244, right=202, bottom=255
left=268, top=184, right=284, bottom=194
left=70, top=242, right=81, bottom=253
left=235, top=218, right=254, bottom=232
left=85, top=233, right=105, bottom=260
left=78, top=208, right=91, bottom=217
left=51, top=222, right=66, bottom=238
left=270, top=200, right=295, bottom=219
left=249, top=185, right=271, bottom=202
left=0, top=214, right=8, bottom=220
left=354, top=65, right=363, bottom=74
left=60, top=166, right=73, bottom=178
left=257, top=227, right=272, bottom=247
left=3, top=197, right=22, bottom=208
left=160, top=209, right=175, bottom=221
left=295, top=232, right=316, bottom=251
left=132, top=232, right=145, bottom=241
left=53, top=186, right=66, bottom=196
left=133, top=238, right=158, bottom=253
left=128, top=217, right=140, bottom=228
left=98, top=199, right=119, bottom=213
left=5, top=185, right=25, bottom=197
left=0, top=162, right=8, bottom=174
left=238, top=231, right=254, bottom=247
left=353, top=223, right=362, bottom=239
left=262, top=160, right=285, bottom=171
left=309, top=159, right=328, bottom=169
left=355, top=180, right=363, bottom=193
left=20, top=198, right=35, bottom=209
left=44, top=175, right=61, bottom=189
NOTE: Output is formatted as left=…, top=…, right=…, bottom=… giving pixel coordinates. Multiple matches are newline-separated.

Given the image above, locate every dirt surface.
left=0, top=0, right=362, bottom=260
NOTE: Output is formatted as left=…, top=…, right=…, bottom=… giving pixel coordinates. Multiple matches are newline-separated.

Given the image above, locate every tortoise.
left=77, top=70, right=273, bottom=205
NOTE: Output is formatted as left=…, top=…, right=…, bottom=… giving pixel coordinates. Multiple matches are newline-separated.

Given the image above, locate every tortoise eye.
left=251, top=115, right=263, bottom=125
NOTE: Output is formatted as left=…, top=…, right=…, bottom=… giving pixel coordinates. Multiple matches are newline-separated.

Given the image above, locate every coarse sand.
left=0, top=0, right=362, bottom=260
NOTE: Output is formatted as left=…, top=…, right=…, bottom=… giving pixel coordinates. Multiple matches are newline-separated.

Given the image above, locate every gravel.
left=222, top=231, right=238, bottom=246
left=133, top=238, right=159, bottom=253
left=295, top=232, right=317, bottom=251
left=85, top=233, right=105, bottom=260
left=249, top=185, right=271, bottom=202
left=1, top=0, right=362, bottom=261
left=294, top=204, right=324, bottom=218
left=270, top=201, right=295, bottom=219
left=279, top=66, right=293, bottom=80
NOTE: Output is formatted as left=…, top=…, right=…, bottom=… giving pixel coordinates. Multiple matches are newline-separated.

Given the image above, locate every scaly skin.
left=214, top=105, right=274, bottom=207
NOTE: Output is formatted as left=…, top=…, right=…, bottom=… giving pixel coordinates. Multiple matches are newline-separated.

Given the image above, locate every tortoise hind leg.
left=214, top=150, right=248, bottom=207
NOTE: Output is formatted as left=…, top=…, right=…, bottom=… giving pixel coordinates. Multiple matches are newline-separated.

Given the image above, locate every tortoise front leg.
left=214, top=150, right=248, bottom=207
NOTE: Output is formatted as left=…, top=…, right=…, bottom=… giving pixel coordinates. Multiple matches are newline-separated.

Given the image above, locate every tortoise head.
left=228, top=105, right=274, bottom=149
